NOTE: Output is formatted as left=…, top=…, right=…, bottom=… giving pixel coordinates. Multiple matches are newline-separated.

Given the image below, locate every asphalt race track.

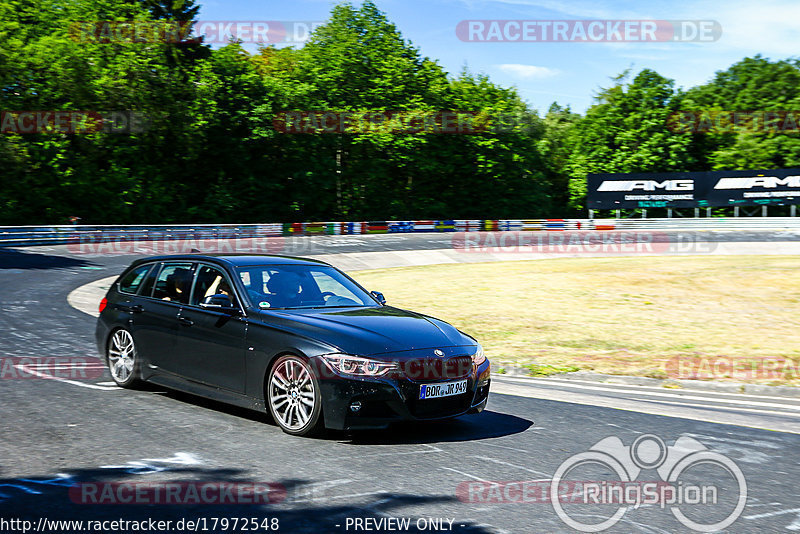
left=1, top=232, right=799, bottom=533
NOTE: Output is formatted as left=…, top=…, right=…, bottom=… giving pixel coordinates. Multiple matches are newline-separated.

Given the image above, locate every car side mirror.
left=370, top=291, right=386, bottom=306
left=201, top=294, right=240, bottom=314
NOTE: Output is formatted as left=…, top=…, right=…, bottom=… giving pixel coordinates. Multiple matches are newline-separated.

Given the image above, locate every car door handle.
left=179, top=317, right=194, bottom=326
left=121, top=304, right=144, bottom=313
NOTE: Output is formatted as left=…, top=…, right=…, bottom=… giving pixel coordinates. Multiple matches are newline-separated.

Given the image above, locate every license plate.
left=419, top=379, right=468, bottom=400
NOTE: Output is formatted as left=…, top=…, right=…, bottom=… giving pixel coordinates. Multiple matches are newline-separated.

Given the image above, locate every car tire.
left=267, top=355, right=324, bottom=437
left=106, top=328, right=141, bottom=388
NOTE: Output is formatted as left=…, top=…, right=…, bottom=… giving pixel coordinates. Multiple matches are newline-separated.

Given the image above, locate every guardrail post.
left=694, top=208, right=700, bottom=218
left=641, top=209, right=647, bottom=218
left=667, top=208, right=672, bottom=218
left=792, top=205, right=797, bottom=217
left=734, top=206, right=739, bottom=217
left=706, top=207, right=711, bottom=217
left=615, top=209, right=621, bottom=219
left=762, top=206, right=768, bottom=217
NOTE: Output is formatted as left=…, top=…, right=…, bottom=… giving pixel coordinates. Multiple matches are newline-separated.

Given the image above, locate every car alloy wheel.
left=107, top=329, right=140, bottom=388
left=268, top=355, right=323, bottom=436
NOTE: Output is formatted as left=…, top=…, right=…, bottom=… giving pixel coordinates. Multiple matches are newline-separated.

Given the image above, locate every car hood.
left=254, top=305, right=474, bottom=356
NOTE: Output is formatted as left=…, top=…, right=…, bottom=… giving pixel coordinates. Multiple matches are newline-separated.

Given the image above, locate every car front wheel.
left=267, top=355, right=323, bottom=436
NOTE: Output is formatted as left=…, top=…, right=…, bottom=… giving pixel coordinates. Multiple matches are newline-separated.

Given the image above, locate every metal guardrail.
left=1, top=218, right=799, bottom=247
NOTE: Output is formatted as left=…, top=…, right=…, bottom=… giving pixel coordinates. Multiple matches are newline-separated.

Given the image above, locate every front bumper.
left=317, top=357, right=491, bottom=430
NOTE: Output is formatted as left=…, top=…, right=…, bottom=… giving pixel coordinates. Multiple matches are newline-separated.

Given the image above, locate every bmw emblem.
left=434, top=349, right=445, bottom=357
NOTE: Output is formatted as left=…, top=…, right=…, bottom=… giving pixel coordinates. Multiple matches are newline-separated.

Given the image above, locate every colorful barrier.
left=455, top=220, right=482, bottom=232
left=413, top=220, right=435, bottom=232
left=435, top=220, right=455, bottom=232
left=5, top=218, right=800, bottom=247
left=389, top=221, right=414, bottom=233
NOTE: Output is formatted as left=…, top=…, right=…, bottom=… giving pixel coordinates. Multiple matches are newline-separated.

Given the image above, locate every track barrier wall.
left=2, top=218, right=800, bottom=247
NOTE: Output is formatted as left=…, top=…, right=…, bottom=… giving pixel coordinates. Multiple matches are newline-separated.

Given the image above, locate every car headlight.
left=321, top=354, right=399, bottom=377
left=472, top=344, right=486, bottom=366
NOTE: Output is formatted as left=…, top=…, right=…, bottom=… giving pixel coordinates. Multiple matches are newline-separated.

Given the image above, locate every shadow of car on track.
left=0, top=248, right=98, bottom=270
left=0, top=466, right=495, bottom=533
left=140, top=385, right=532, bottom=444
left=343, top=411, right=533, bottom=445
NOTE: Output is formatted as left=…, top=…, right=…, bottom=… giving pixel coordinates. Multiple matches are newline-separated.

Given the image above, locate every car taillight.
left=99, top=298, right=107, bottom=313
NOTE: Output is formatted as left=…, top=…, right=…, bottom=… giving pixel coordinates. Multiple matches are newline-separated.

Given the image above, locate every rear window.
left=118, top=264, right=153, bottom=295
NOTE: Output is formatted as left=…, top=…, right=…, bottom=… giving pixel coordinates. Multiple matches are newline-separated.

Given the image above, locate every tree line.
left=1, top=0, right=799, bottom=225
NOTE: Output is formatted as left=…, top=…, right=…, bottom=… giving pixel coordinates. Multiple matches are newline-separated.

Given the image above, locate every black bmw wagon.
left=95, top=255, right=491, bottom=436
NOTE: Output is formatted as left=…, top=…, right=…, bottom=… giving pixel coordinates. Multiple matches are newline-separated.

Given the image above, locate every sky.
left=194, top=0, right=799, bottom=114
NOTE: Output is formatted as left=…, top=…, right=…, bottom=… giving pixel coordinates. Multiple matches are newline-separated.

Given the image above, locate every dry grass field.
left=351, top=256, right=800, bottom=386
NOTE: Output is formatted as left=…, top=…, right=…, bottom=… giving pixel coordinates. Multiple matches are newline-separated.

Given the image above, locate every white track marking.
left=101, top=452, right=202, bottom=474
left=439, top=467, right=490, bottom=482
left=530, top=376, right=800, bottom=403
left=494, top=376, right=800, bottom=411
left=472, top=456, right=551, bottom=478
left=13, top=364, right=118, bottom=391
left=745, top=508, right=800, bottom=522
left=491, top=381, right=800, bottom=434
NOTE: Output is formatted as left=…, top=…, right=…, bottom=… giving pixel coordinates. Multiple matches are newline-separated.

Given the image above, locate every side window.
left=139, top=263, right=160, bottom=297
left=118, top=264, right=153, bottom=295
left=191, top=265, right=235, bottom=306
left=151, top=263, right=194, bottom=304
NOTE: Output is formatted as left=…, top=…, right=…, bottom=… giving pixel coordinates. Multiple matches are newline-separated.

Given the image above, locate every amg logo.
left=714, top=176, right=800, bottom=189
left=597, top=180, right=694, bottom=192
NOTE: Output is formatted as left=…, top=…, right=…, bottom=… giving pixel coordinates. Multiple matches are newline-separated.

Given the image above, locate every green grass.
left=520, top=363, right=581, bottom=377
left=351, top=256, right=800, bottom=386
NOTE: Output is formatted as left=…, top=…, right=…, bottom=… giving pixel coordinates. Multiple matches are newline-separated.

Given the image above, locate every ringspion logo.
left=459, top=434, right=747, bottom=532
left=551, top=435, right=746, bottom=532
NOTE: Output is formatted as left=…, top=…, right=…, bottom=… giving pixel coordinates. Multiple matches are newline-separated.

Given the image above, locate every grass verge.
left=351, top=256, right=800, bottom=386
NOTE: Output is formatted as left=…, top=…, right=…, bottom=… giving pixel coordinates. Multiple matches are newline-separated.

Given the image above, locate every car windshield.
left=236, top=264, right=378, bottom=310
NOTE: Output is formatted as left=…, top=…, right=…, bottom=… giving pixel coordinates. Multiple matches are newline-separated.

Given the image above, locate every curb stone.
left=492, top=367, right=800, bottom=399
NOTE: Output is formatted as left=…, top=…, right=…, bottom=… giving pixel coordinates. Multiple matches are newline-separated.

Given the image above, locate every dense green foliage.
left=565, top=57, right=800, bottom=210
left=1, top=0, right=798, bottom=224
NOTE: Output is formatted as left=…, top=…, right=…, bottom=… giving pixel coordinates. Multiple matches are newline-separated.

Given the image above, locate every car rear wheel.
left=107, top=329, right=140, bottom=388
left=267, top=355, right=323, bottom=436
